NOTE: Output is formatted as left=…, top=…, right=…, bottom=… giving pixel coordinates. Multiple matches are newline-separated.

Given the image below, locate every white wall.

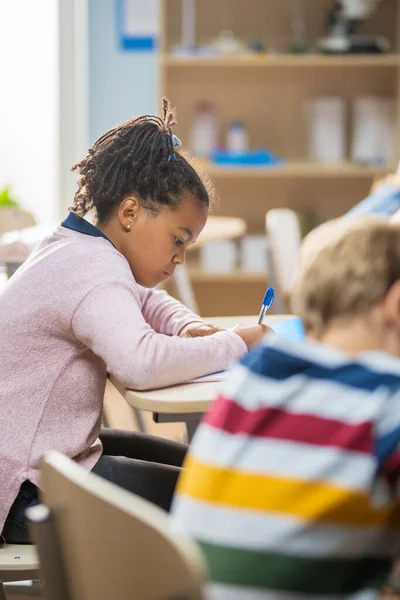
left=0, top=0, right=59, bottom=225
left=88, top=0, right=158, bottom=143
left=58, top=0, right=90, bottom=216
left=0, top=0, right=157, bottom=226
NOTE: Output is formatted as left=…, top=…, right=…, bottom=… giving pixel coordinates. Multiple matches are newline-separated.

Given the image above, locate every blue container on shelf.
left=211, top=148, right=283, bottom=167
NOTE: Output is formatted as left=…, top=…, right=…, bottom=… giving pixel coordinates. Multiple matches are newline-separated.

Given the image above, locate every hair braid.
left=70, top=97, right=210, bottom=221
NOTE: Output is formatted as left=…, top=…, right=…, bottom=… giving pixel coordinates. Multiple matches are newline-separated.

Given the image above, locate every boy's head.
left=70, top=98, right=211, bottom=287
left=297, top=215, right=389, bottom=280
left=293, top=220, right=400, bottom=354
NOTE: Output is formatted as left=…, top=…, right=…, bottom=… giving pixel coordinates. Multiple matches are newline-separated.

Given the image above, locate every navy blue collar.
left=61, top=212, right=115, bottom=248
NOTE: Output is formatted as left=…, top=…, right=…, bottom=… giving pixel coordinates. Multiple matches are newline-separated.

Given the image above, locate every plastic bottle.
left=189, top=101, right=218, bottom=158
left=227, top=121, right=248, bottom=154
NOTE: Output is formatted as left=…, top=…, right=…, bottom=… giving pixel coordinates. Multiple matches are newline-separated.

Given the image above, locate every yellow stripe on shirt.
left=178, top=455, right=400, bottom=530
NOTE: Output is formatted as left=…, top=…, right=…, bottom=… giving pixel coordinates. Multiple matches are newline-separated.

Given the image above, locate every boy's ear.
left=382, top=280, right=400, bottom=332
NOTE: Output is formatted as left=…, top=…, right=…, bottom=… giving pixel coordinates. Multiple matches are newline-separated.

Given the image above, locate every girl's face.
left=113, top=193, right=208, bottom=288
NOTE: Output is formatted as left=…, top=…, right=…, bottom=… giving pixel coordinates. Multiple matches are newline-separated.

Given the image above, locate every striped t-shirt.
left=172, top=336, right=400, bottom=600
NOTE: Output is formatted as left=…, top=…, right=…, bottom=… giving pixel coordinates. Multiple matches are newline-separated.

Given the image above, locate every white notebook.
left=188, top=371, right=227, bottom=384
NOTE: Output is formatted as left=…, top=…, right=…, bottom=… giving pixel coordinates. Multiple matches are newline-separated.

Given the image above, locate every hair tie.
left=168, top=134, right=181, bottom=161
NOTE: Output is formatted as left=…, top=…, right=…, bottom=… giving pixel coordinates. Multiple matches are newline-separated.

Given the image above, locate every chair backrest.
left=266, top=209, right=301, bottom=296
left=29, top=452, right=207, bottom=600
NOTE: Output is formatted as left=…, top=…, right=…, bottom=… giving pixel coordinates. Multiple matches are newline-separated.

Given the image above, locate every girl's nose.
left=173, top=248, right=186, bottom=265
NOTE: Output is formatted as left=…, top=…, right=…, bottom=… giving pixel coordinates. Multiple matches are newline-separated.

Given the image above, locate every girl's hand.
left=181, top=324, right=225, bottom=338
left=233, top=324, right=272, bottom=349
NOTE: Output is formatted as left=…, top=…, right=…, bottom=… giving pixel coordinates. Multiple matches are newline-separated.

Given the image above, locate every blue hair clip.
left=167, top=134, right=181, bottom=161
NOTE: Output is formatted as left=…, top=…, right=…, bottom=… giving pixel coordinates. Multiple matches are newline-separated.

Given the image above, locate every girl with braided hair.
left=0, top=99, right=266, bottom=543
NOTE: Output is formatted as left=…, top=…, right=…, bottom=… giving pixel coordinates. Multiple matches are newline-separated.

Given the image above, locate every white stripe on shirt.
left=173, top=495, right=400, bottom=558
left=221, top=364, right=385, bottom=424
left=190, top=425, right=375, bottom=491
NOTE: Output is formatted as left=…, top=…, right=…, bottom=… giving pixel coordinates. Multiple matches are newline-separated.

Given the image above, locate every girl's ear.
left=118, top=197, right=141, bottom=228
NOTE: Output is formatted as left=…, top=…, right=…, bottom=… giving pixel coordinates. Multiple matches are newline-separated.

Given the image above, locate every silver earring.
left=126, top=224, right=131, bottom=231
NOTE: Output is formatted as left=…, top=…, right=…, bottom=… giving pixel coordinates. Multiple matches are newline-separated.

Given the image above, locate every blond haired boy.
left=172, top=220, right=400, bottom=600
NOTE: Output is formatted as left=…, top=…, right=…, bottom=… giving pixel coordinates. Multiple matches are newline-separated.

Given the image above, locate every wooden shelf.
left=161, top=0, right=400, bottom=315
left=189, top=268, right=267, bottom=283
left=197, top=161, right=393, bottom=179
left=163, top=53, right=400, bottom=69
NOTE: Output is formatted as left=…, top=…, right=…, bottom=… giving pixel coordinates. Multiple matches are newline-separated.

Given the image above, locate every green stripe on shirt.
left=199, top=541, right=391, bottom=596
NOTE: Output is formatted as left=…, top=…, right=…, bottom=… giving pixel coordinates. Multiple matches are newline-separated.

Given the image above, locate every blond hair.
left=298, top=215, right=389, bottom=279
left=293, top=219, right=400, bottom=337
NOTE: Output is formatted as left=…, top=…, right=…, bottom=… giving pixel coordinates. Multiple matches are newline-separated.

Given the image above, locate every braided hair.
left=70, top=98, right=212, bottom=222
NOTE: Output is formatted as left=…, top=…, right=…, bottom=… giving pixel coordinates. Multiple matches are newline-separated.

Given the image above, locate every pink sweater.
left=0, top=225, right=246, bottom=531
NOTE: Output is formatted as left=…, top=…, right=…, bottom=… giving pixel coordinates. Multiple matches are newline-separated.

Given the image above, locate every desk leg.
left=133, top=408, right=147, bottom=433
left=153, top=413, right=202, bottom=443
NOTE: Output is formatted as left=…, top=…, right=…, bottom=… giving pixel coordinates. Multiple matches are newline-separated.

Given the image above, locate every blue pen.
left=258, top=287, right=275, bottom=324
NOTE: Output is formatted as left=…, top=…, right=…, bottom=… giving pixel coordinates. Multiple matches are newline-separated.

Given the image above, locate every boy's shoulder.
left=205, top=338, right=400, bottom=479
left=217, top=337, right=400, bottom=424
left=239, top=336, right=400, bottom=392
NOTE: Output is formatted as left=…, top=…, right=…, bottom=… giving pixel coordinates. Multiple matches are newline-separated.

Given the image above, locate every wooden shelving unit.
left=197, top=160, right=392, bottom=180
left=160, top=0, right=400, bottom=315
left=162, top=53, right=400, bottom=68
left=189, top=268, right=267, bottom=284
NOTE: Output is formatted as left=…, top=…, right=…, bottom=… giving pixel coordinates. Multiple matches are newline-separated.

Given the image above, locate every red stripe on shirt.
left=205, top=396, right=373, bottom=454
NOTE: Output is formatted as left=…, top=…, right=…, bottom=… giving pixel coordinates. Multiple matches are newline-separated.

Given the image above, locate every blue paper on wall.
left=117, top=0, right=160, bottom=51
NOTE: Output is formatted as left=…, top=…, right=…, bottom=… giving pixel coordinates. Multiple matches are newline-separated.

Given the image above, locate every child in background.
left=0, top=98, right=266, bottom=544
left=297, top=215, right=386, bottom=280
left=172, top=219, right=400, bottom=600
left=345, top=161, right=400, bottom=219
left=298, top=160, right=400, bottom=279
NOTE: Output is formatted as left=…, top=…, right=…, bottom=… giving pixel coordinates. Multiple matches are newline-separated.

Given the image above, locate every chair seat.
left=0, top=545, right=39, bottom=582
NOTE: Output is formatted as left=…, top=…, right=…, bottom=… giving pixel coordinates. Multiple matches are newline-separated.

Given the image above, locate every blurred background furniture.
left=160, top=0, right=399, bottom=316
left=173, top=215, right=247, bottom=312
left=0, top=543, right=39, bottom=600
left=266, top=208, right=302, bottom=313
left=0, top=208, right=36, bottom=237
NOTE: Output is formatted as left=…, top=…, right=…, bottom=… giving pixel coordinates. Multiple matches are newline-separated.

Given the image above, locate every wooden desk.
left=192, top=216, right=246, bottom=249
left=112, top=314, right=298, bottom=440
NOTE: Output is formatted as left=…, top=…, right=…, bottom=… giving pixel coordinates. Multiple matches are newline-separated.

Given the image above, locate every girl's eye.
left=174, top=237, right=184, bottom=246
